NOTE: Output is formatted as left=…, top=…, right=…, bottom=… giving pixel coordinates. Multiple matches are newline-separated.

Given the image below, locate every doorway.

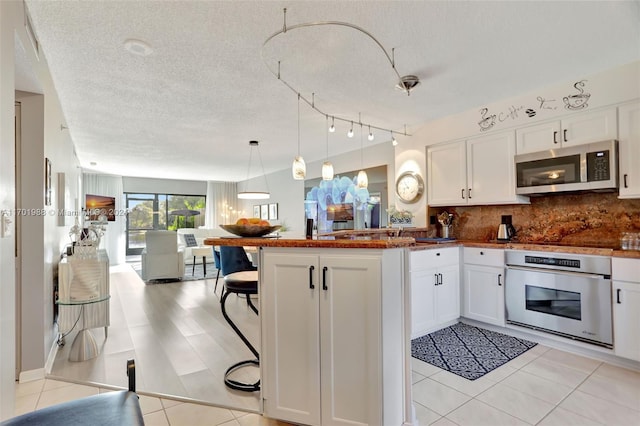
left=14, top=101, right=22, bottom=380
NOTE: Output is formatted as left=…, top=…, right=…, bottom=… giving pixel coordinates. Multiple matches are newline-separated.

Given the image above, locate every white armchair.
left=141, top=230, right=184, bottom=281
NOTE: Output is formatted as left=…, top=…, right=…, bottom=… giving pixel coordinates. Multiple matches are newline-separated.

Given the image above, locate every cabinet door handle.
left=322, top=266, right=328, bottom=291
left=624, top=174, right=628, bottom=188
left=468, top=188, right=472, bottom=199
left=617, top=288, right=621, bottom=304
left=563, top=129, right=568, bottom=142
left=553, top=131, right=558, bottom=144
left=461, top=188, right=465, bottom=199
left=309, top=265, right=315, bottom=289
left=438, top=273, right=443, bottom=285
left=434, top=274, right=438, bottom=286
left=498, top=273, right=502, bottom=286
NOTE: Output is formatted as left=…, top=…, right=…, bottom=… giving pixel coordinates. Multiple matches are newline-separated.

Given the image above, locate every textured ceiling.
left=20, top=1, right=640, bottom=182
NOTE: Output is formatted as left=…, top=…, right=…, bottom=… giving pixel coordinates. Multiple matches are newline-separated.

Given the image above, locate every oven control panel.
left=524, top=255, right=580, bottom=269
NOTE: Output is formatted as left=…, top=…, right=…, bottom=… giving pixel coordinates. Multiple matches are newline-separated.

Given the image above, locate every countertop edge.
left=204, top=237, right=640, bottom=258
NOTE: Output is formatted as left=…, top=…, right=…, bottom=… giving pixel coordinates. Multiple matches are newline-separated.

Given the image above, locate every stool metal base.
left=69, top=329, right=99, bottom=362
left=224, top=359, right=260, bottom=392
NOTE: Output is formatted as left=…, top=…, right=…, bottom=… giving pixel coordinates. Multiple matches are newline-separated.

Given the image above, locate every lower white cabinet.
left=612, top=257, right=640, bottom=362
left=261, top=247, right=405, bottom=426
left=409, top=247, right=460, bottom=338
left=462, top=248, right=505, bottom=326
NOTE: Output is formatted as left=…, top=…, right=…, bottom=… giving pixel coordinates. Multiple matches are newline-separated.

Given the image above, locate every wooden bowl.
left=219, top=224, right=281, bottom=237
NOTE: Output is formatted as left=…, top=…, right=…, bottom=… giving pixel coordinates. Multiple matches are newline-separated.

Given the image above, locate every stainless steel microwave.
left=515, top=140, right=618, bottom=195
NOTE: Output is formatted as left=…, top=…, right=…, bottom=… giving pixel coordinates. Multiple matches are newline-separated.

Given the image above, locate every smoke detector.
left=396, top=75, right=421, bottom=96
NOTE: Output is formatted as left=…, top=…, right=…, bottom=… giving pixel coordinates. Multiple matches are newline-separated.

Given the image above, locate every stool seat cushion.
left=224, top=271, right=258, bottom=294
left=191, top=247, right=212, bottom=257
left=224, top=270, right=258, bottom=284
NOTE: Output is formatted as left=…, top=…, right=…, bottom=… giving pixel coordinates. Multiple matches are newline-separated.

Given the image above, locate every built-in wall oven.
left=505, top=250, right=613, bottom=348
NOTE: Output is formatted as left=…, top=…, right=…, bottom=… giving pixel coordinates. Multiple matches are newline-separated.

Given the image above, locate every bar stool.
left=191, top=246, right=212, bottom=276
left=219, top=246, right=260, bottom=392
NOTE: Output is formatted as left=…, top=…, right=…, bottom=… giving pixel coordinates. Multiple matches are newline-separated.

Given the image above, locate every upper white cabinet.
left=261, top=247, right=405, bottom=426
left=428, top=131, right=529, bottom=206
left=409, top=247, right=460, bottom=338
left=618, top=101, right=640, bottom=199
left=612, top=257, right=640, bottom=362
left=516, top=107, right=617, bottom=154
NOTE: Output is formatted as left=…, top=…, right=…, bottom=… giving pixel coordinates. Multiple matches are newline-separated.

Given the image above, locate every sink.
left=415, top=237, right=457, bottom=244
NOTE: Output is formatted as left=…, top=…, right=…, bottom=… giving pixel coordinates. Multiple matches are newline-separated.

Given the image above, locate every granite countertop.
left=203, top=236, right=416, bottom=249
left=204, top=232, right=640, bottom=258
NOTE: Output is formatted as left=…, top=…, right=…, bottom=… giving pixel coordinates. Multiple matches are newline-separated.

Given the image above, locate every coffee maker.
left=497, top=215, right=516, bottom=242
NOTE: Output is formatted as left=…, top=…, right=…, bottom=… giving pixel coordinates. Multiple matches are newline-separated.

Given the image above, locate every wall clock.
left=395, top=171, right=424, bottom=204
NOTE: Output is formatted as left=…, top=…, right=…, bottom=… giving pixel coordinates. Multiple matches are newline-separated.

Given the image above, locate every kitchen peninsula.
left=205, top=235, right=414, bottom=426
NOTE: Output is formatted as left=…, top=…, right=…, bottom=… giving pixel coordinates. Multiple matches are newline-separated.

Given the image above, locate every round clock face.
left=396, top=172, right=424, bottom=203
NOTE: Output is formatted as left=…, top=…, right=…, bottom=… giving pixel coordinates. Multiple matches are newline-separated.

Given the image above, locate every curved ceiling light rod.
left=261, top=8, right=413, bottom=137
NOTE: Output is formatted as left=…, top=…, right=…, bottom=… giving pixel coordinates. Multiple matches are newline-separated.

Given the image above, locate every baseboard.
left=44, top=336, right=60, bottom=376
left=19, top=368, right=45, bottom=383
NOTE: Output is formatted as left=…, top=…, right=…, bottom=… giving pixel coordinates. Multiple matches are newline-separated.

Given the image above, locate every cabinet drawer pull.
left=553, top=131, right=558, bottom=144
left=624, top=174, right=628, bottom=188
left=498, top=273, right=502, bottom=286
left=617, top=288, right=621, bottom=304
left=436, top=252, right=440, bottom=256
left=309, top=265, right=315, bottom=289
left=480, top=251, right=484, bottom=255
left=563, top=129, right=568, bottom=142
left=461, top=188, right=465, bottom=199
left=322, top=266, right=328, bottom=291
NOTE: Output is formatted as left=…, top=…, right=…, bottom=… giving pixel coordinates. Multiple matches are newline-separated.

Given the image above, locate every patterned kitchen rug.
left=411, top=322, right=537, bottom=380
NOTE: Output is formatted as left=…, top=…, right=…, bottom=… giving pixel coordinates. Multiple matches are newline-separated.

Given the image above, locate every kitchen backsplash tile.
left=433, top=193, right=640, bottom=249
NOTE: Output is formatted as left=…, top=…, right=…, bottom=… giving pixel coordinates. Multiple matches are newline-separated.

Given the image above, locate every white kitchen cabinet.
left=427, top=141, right=467, bottom=206
left=409, top=247, right=460, bottom=338
left=612, top=257, right=640, bottom=362
left=515, top=107, right=617, bottom=154
left=462, top=247, right=505, bottom=327
left=427, top=131, right=528, bottom=206
left=261, top=247, right=405, bottom=426
left=618, top=101, right=640, bottom=199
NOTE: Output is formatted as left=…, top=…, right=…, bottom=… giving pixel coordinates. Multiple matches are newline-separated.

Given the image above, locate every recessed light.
left=90, top=162, right=97, bottom=166
left=124, top=39, right=153, bottom=56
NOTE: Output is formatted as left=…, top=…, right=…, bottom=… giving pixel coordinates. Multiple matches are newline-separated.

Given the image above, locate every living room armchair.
left=141, top=230, right=184, bottom=281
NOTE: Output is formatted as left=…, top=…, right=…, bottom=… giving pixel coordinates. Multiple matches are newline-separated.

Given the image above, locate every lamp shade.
left=292, top=155, right=306, bottom=180
left=356, top=170, right=368, bottom=188
left=322, top=161, right=334, bottom=181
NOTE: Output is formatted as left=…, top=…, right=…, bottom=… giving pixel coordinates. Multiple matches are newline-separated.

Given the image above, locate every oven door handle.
left=506, top=265, right=608, bottom=280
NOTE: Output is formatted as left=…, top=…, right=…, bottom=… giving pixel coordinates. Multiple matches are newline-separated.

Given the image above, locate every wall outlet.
left=1, top=211, right=12, bottom=238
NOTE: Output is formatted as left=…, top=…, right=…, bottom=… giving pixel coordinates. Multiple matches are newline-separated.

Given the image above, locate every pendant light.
left=292, top=94, right=306, bottom=180
left=238, top=141, right=270, bottom=199
left=356, top=119, right=368, bottom=189
left=322, top=115, right=334, bottom=180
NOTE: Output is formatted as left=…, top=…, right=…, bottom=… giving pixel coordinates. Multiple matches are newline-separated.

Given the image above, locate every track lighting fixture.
left=357, top=121, right=368, bottom=189
left=322, top=115, right=334, bottom=181
left=292, top=94, right=306, bottom=180
left=391, top=131, right=398, bottom=146
left=262, top=7, right=412, bottom=169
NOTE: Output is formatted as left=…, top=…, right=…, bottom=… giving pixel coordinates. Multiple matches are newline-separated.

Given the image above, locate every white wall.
left=1, top=1, right=81, bottom=418
left=394, top=61, right=640, bottom=227
left=238, top=142, right=395, bottom=235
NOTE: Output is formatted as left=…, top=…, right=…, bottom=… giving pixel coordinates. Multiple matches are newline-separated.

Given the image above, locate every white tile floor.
left=14, top=343, right=640, bottom=425
left=411, top=345, right=640, bottom=426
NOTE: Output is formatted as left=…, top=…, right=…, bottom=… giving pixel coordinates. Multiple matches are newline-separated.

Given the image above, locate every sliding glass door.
left=125, top=193, right=205, bottom=255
